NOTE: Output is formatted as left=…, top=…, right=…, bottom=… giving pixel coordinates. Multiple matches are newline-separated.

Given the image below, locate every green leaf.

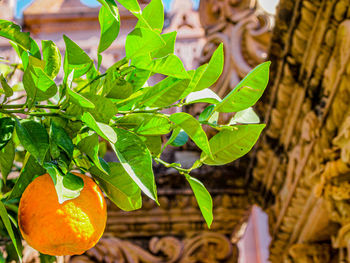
left=136, top=0, right=164, bottom=33
left=98, top=5, right=120, bottom=53
left=127, top=68, right=151, bottom=91
left=90, top=162, right=142, bottom=211
left=214, top=61, right=270, bottom=113
left=42, top=40, right=61, bottom=79
left=0, top=117, right=15, bottom=151
left=67, top=89, right=95, bottom=109
left=230, top=107, right=260, bottom=124
left=50, top=122, right=74, bottom=158
left=103, top=70, right=134, bottom=99
left=83, top=94, right=118, bottom=123
left=170, top=130, right=188, bottom=147
left=190, top=43, right=224, bottom=92
left=201, top=124, right=265, bottom=165
left=140, top=77, right=190, bottom=107
left=23, top=66, right=58, bottom=102
left=140, top=135, right=162, bottom=156
left=115, top=113, right=172, bottom=135
left=170, top=112, right=212, bottom=158
left=135, top=54, right=189, bottom=79
left=198, top=105, right=215, bottom=123
left=0, top=74, right=13, bottom=97
left=0, top=20, right=40, bottom=59
left=125, top=27, right=165, bottom=59
left=110, top=128, right=158, bottom=202
left=0, top=139, right=15, bottom=182
left=185, top=88, right=221, bottom=105
left=63, top=35, right=94, bottom=81
left=97, top=0, right=120, bottom=19
left=15, top=119, right=49, bottom=164
left=77, top=133, right=106, bottom=173
left=8, top=154, right=46, bottom=200
left=39, top=254, right=56, bottom=263
left=115, top=0, right=141, bottom=16
left=186, top=175, right=213, bottom=228
left=81, top=112, right=117, bottom=143
left=0, top=201, right=22, bottom=262
left=44, top=163, right=84, bottom=204
left=151, top=31, right=176, bottom=58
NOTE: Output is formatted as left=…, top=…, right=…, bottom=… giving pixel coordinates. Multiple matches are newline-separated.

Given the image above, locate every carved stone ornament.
left=68, top=232, right=238, bottom=263
left=198, top=0, right=273, bottom=97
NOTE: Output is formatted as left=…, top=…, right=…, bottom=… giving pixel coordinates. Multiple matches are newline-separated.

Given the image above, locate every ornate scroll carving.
left=199, top=0, right=272, bottom=97
left=284, top=243, right=331, bottom=263
left=68, top=232, right=238, bottom=263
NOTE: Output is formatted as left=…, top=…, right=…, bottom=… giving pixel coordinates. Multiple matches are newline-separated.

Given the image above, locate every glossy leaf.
left=115, top=113, right=172, bottom=135
left=81, top=112, right=117, bottom=143
left=127, top=68, right=151, bottom=91
left=198, top=105, right=215, bottom=123
left=44, top=163, right=84, bottom=204
left=0, top=139, right=15, bottom=182
left=8, top=154, right=46, bottom=200
left=98, top=5, right=120, bottom=53
left=186, top=175, right=213, bottom=228
left=189, top=43, right=224, bottom=92
left=50, top=122, right=74, bottom=158
left=185, top=88, right=221, bottom=105
left=42, top=40, right=61, bottom=79
left=0, top=201, right=22, bottom=262
left=0, top=74, right=13, bottom=97
left=0, top=20, right=40, bottom=59
left=77, top=133, right=106, bottom=173
left=201, top=124, right=265, bottom=165
left=67, top=89, right=95, bottom=109
left=104, top=75, right=134, bottom=99
left=97, top=0, right=120, bottom=19
left=83, top=94, right=118, bottom=123
left=170, top=129, right=188, bottom=147
left=140, top=77, right=190, bottom=107
left=140, top=135, right=162, bottom=156
left=214, top=61, right=270, bottom=113
left=115, top=0, right=141, bottom=16
left=0, top=117, right=15, bottom=151
left=135, top=54, right=189, bottom=79
left=63, top=35, right=94, bottom=80
left=230, top=107, right=260, bottom=124
left=136, top=0, right=164, bottom=33
left=15, top=119, right=49, bottom=164
left=126, top=28, right=164, bottom=59
left=23, top=66, right=58, bottom=102
left=170, top=112, right=212, bottom=158
left=91, top=162, right=142, bottom=211
left=110, top=128, right=158, bottom=202
left=151, top=31, right=176, bottom=58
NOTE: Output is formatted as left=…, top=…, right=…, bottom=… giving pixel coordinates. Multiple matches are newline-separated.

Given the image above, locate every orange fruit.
left=18, top=173, right=107, bottom=256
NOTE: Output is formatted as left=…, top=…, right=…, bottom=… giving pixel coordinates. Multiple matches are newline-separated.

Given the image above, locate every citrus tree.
left=0, top=0, right=270, bottom=261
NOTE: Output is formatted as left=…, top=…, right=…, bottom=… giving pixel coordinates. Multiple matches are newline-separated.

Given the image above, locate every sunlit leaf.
left=214, top=61, right=270, bottom=113
left=201, top=124, right=265, bottom=165
left=186, top=175, right=213, bottom=228
left=110, top=128, right=158, bottom=202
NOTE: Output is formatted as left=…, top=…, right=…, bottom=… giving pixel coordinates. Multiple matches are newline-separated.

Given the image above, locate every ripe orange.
left=18, top=173, right=107, bottom=256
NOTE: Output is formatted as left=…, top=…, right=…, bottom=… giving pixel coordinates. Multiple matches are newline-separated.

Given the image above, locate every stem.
left=0, top=104, right=60, bottom=110
left=117, top=103, right=185, bottom=115
left=7, top=95, right=25, bottom=103
left=76, top=73, right=107, bottom=93
left=153, top=157, right=190, bottom=174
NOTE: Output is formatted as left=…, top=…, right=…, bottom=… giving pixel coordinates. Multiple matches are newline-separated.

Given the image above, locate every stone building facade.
left=4, top=0, right=350, bottom=262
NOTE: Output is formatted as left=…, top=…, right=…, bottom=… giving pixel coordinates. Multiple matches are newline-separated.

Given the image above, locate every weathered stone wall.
left=253, top=0, right=350, bottom=262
